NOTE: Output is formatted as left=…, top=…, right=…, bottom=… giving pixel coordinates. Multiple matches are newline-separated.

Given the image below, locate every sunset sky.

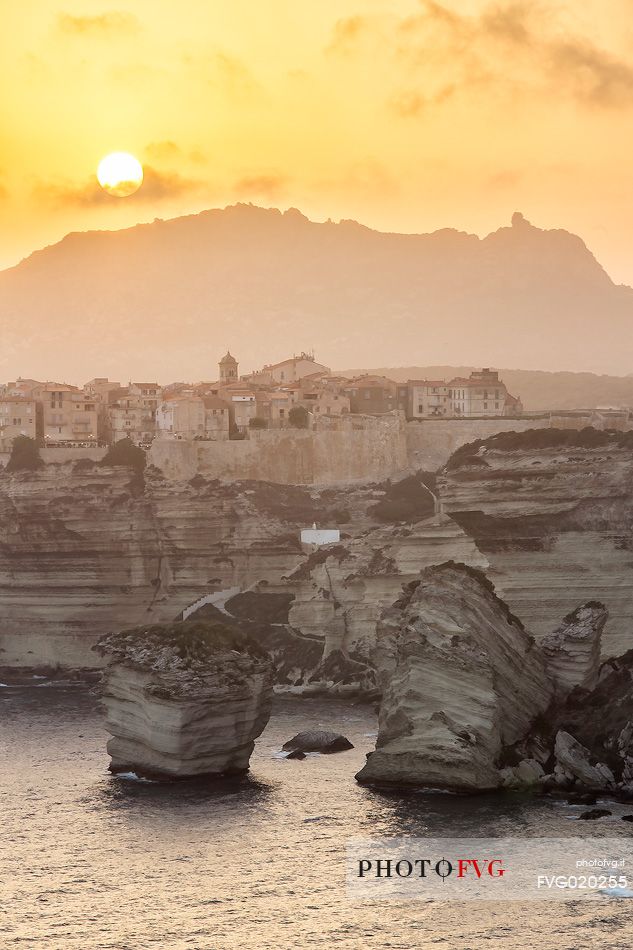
left=4, top=1, right=633, bottom=281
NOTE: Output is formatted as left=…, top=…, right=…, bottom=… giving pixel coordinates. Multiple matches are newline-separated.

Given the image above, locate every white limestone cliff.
left=438, top=429, right=633, bottom=657
left=540, top=602, right=607, bottom=698
left=355, top=562, right=553, bottom=790
left=95, top=620, right=273, bottom=778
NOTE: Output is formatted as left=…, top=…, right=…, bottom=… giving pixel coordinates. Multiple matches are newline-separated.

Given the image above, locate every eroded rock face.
left=0, top=463, right=472, bottom=676
left=541, top=602, right=607, bottom=698
left=439, top=429, right=633, bottom=657
left=282, top=517, right=487, bottom=693
left=95, top=621, right=273, bottom=779
left=553, top=731, right=615, bottom=790
left=355, top=562, right=553, bottom=791
left=549, top=648, right=633, bottom=792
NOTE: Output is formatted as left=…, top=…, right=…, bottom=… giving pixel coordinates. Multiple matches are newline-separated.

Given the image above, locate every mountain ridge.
left=1, top=203, right=631, bottom=381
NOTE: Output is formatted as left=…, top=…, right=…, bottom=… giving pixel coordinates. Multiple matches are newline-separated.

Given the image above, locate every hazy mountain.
left=1, top=204, right=632, bottom=382
left=337, top=365, right=633, bottom=411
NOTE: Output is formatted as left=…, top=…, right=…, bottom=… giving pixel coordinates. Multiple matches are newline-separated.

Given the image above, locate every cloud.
left=57, top=11, right=140, bottom=35
left=233, top=173, right=289, bottom=199
left=547, top=39, right=633, bottom=106
left=479, top=2, right=533, bottom=44
left=328, top=1, right=633, bottom=112
left=144, top=141, right=182, bottom=163
left=389, top=84, right=456, bottom=117
left=326, top=15, right=370, bottom=55
left=181, top=50, right=261, bottom=101
left=140, top=166, right=203, bottom=199
left=488, top=169, right=524, bottom=188
left=35, top=166, right=204, bottom=207
left=389, top=91, right=427, bottom=118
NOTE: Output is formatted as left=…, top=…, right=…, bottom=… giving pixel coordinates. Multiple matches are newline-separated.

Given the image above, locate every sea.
left=2, top=684, right=632, bottom=949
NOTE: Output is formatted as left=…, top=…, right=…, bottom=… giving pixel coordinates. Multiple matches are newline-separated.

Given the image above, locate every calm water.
left=1, top=685, right=632, bottom=950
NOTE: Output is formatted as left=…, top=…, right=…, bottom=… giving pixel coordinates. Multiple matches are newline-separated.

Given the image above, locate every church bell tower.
left=219, top=351, right=238, bottom=384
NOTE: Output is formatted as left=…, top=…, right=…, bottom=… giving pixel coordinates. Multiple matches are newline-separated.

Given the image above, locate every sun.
left=97, top=152, right=143, bottom=197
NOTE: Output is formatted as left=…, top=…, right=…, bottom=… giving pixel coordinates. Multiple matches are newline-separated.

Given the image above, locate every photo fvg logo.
left=358, top=857, right=506, bottom=881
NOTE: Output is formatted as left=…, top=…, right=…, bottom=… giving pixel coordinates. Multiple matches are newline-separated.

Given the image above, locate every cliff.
left=0, top=462, right=480, bottom=673
left=438, top=429, right=633, bottom=657
left=6, top=426, right=633, bottom=680
left=355, top=562, right=553, bottom=790
left=96, top=620, right=273, bottom=778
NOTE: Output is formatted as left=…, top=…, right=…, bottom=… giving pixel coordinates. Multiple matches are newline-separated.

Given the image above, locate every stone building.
left=298, top=388, right=350, bottom=418
left=448, top=369, right=519, bottom=417
left=108, top=393, right=156, bottom=445
left=248, top=352, right=330, bottom=385
left=408, top=380, right=452, bottom=419
left=0, top=396, right=43, bottom=450
left=345, top=375, right=398, bottom=414
left=34, top=384, right=99, bottom=444
left=156, top=394, right=230, bottom=440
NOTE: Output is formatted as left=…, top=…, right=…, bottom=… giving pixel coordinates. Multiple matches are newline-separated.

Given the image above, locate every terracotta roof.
left=346, top=375, right=397, bottom=387
left=41, top=383, right=80, bottom=392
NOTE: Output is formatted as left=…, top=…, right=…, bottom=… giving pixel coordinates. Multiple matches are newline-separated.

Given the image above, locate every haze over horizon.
left=4, top=1, right=633, bottom=283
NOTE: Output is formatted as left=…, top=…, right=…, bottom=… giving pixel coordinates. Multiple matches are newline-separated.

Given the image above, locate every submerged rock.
left=541, top=602, right=607, bottom=698
left=282, top=730, right=354, bottom=753
left=95, top=621, right=273, bottom=779
left=355, top=562, right=553, bottom=791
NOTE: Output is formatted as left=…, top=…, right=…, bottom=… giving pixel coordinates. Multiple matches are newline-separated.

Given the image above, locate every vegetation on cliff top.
left=95, top=620, right=269, bottom=670
left=288, top=406, right=310, bottom=428
left=100, top=438, right=146, bottom=471
left=445, top=426, right=633, bottom=471
left=6, top=436, right=43, bottom=472
left=369, top=472, right=436, bottom=523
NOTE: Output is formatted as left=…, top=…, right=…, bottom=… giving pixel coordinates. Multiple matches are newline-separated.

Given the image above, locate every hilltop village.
left=0, top=352, right=522, bottom=449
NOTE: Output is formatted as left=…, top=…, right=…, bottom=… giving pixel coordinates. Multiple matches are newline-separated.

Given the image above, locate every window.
left=364, top=391, right=370, bottom=399
left=484, top=402, right=488, bottom=409
left=418, top=404, right=424, bottom=414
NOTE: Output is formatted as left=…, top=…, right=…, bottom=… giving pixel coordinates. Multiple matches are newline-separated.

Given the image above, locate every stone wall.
left=406, top=417, right=551, bottom=471
left=149, top=414, right=410, bottom=485
left=150, top=415, right=558, bottom=484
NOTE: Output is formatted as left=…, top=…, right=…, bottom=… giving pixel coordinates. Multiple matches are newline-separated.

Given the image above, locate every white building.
left=301, top=524, right=341, bottom=547
left=249, top=352, right=331, bottom=385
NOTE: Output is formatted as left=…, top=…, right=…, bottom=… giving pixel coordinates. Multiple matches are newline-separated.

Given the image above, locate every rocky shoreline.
left=4, top=427, right=633, bottom=796
left=356, top=562, right=633, bottom=797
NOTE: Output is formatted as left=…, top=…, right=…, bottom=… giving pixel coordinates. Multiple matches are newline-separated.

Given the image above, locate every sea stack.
left=540, top=602, right=608, bottom=698
left=95, top=620, right=273, bottom=779
left=356, top=562, right=553, bottom=791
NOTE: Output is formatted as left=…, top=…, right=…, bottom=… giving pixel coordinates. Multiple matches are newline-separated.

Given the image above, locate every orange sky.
left=3, top=1, right=633, bottom=282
